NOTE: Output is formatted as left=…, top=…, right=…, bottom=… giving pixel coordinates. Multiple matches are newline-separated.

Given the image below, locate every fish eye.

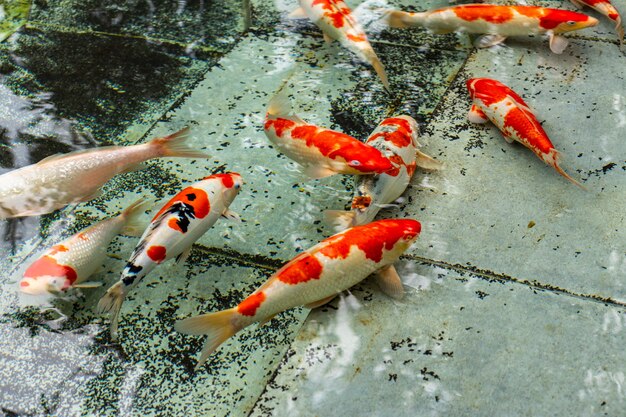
left=349, top=160, right=361, bottom=166
left=234, top=183, right=241, bottom=189
left=567, top=21, right=576, bottom=26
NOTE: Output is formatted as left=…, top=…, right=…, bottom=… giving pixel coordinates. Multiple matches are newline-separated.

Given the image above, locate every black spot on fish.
left=161, top=201, right=197, bottom=234
left=186, top=193, right=196, bottom=201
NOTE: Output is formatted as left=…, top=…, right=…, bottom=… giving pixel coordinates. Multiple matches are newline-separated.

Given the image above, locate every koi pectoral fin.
left=549, top=33, right=569, bottom=54
left=304, top=295, right=336, bottom=309
left=73, top=281, right=103, bottom=289
left=375, top=265, right=404, bottom=300
left=475, top=34, right=507, bottom=48
left=468, top=104, right=489, bottom=124
left=323, top=32, right=334, bottom=44
left=415, top=150, right=444, bottom=171
left=299, top=164, right=338, bottom=180
left=288, top=7, right=307, bottom=19
left=221, top=209, right=241, bottom=222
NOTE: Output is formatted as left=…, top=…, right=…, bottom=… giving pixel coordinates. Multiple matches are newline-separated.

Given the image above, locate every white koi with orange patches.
left=0, top=128, right=209, bottom=219
left=175, top=218, right=421, bottom=369
left=384, top=4, right=598, bottom=53
left=466, top=78, right=584, bottom=188
left=19, top=199, right=148, bottom=295
left=97, top=173, right=243, bottom=340
left=264, top=93, right=394, bottom=179
left=296, top=0, right=389, bottom=88
left=326, top=116, right=441, bottom=230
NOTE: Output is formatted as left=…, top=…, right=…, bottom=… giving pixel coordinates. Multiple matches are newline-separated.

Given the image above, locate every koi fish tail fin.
left=119, top=198, right=151, bottom=237
left=97, top=282, right=128, bottom=341
left=363, top=47, right=390, bottom=90
left=175, top=308, right=241, bottom=370
left=150, top=127, right=211, bottom=159
left=324, top=210, right=358, bottom=232
left=382, top=10, right=426, bottom=28
left=266, top=91, right=306, bottom=124
left=550, top=150, right=587, bottom=190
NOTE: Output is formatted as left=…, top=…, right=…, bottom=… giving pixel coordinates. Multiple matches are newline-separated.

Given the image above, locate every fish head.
left=19, top=275, right=67, bottom=295
left=377, top=218, right=422, bottom=254
left=397, top=219, right=421, bottom=246
left=540, top=10, right=598, bottom=33
left=207, top=172, right=243, bottom=204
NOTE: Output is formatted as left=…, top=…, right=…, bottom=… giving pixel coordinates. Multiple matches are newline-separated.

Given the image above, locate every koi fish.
left=383, top=4, right=598, bottom=54
left=326, top=116, right=442, bottom=231
left=175, top=218, right=421, bottom=369
left=97, top=172, right=243, bottom=340
left=19, top=199, right=148, bottom=295
left=570, top=0, right=623, bottom=45
left=466, top=78, right=584, bottom=188
left=264, top=93, right=394, bottom=179
left=0, top=128, right=209, bottom=219
left=290, top=0, right=389, bottom=89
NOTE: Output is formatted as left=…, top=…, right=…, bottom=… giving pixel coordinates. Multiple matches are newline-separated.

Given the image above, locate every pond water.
left=0, top=0, right=625, bottom=416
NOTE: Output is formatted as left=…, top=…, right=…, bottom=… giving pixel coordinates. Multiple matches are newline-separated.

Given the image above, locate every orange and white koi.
left=326, top=116, right=441, bottom=231
left=466, top=78, right=584, bottom=188
left=384, top=4, right=598, bottom=54
left=290, top=0, right=389, bottom=89
left=264, top=93, right=394, bottom=179
left=0, top=128, right=209, bottom=219
left=570, top=0, right=623, bottom=45
left=19, top=199, right=148, bottom=295
left=175, top=218, right=421, bottom=369
left=97, top=173, right=243, bottom=340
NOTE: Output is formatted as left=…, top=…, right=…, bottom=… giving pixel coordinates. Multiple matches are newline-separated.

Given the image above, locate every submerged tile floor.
left=1, top=0, right=625, bottom=416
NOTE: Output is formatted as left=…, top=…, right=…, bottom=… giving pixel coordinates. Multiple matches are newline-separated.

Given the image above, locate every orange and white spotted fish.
left=326, top=116, right=441, bottom=231
left=264, top=93, right=394, bottom=179
left=0, top=128, right=209, bottom=219
left=466, top=78, right=584, bottom=188
left=290, top=0, right=389, bottom=89
left=570, top=0, right=623, bottom=45
left=175, top=218, right=421, bottom=369
left=383, top=4, right=598, bottom=53
left=97, top=173, right=243, bottom=340
left=19, top=199, right=148, bottom=295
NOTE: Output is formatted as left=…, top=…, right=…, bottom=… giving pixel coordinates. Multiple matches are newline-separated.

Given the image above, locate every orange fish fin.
left=150, top=127, right=211, bottom=159
left=266, top=92, right=306, bottom=124
left=551, top=151, right=587, bottom=190
left=375, top=264, right=404, bottom=300
left=383, top=10, right=424, bottom=29
left=304, top=295, right=336, bottom=309
left=324, top=210, right=357, bottom=232
left=174, top=308, right=240, bottom=370
left=175, top=246, right=192, bottom=265
left=323, top=31, right=334, bottom=44
left=367, top=49, right=390, bottom=91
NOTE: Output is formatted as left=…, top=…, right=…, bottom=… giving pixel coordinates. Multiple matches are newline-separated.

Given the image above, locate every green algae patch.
left=0, top=0, right=31, bottom=42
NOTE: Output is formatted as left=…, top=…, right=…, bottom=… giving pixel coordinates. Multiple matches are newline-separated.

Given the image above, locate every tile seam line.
left=23, top=22, right=228, bottom=54
left=403, top=254, right=626, bottom=308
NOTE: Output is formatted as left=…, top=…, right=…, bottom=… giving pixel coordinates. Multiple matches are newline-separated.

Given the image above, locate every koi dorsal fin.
left=266, top=91, right=307, bottom=125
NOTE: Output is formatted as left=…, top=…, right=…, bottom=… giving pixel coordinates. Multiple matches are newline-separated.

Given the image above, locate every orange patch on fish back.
left=346, top=33, right=366, bottom=42
left=312, top=0, right=353, bottom=28
left=265, top=118, right=297, bottom=137
left=153, top=187, right=210, bottom=221
left=147, top=245, right=167, bottom=263
left=290, top=125, right=393, bottom=173
left=384, top=154, right=406, bottom=177
left=209, top=173, right=234, bottom=188
left=277, top=253, right=324, bottom=285
left=503, top=107, right=554, bottom=154
left=49, top=244, right=69, bottom=256
left=453, top=5, right=514, bottom=24
left=237, top=291, right=266, bottom=316
left=319, top=220, right=418, bottom=263
left=24, top=256, right=77, bottom=284
left=469, top=78, right=527, bottom=107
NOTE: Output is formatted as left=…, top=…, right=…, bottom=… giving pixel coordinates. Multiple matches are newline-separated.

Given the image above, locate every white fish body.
left=19, top=199, right=148, bottom=295
left=0, top=128, right=208, bottom=218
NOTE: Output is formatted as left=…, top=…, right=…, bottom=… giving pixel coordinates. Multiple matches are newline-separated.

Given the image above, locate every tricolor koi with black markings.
left=19, top=199, right=148, bottom=295
left=570, top=0, right=623, bottom=45
left=290, top=0, right=389, bottom=89
left=264, top=93, right=394, bottom=179
left=0, top=128, right=209, bottom=219
left=466, top=78, right=585, bottom=188
left=384, top=4, right=598, bottom=53
left=97, top=173, right=243, bottom=340
left=326, top=116, right=441, bottom=231
left=175, top=218, right=421, bottom=369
